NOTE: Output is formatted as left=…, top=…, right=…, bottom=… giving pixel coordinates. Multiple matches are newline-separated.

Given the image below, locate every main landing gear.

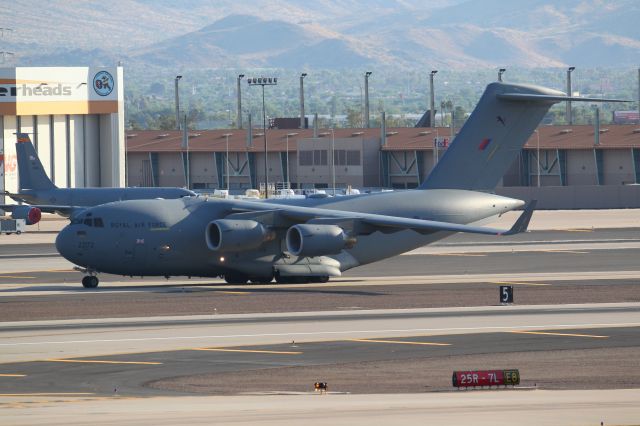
left=81, top=275, right=99, bottom=288
left=274, top=273, right=329, bottom=284
left=223, top=274, right=330, bottom=284
left=224, top=274, right=273, bottom=284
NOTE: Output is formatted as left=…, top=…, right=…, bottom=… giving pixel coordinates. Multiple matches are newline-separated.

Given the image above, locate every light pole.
left=299, top=73, right=307, bottom=129
left=567, top=66, right=575, bottom=125
left=429, top=70, right=437, bottom=128
left=222, top=133, right=233, bottom=190
left=236, top=74, right=244, bottom=129
left=535, top=129, right=540, bottom=187
left=330, top=128, right=336, bottom=195
left=286, top=132, right=298, bottom=189
left=248, top=77, right=278, bottom=198
left=364, top=71, right=372, bottom=128
left=498, top=68, right=506, bottom=82
left=174, top=75, right=182, bottom=130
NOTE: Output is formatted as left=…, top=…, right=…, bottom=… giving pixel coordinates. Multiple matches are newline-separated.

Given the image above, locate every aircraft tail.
left=16, top=133, right=57, bottom=191
left=421, top=82, right=626, bottom=191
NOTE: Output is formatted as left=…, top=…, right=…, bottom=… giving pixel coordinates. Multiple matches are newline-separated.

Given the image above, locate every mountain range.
left=5, top=0, right=640, bottom=69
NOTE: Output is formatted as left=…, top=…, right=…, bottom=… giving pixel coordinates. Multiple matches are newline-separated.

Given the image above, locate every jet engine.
left=11, top=205, right=42, bottom=225
left=206, top=219, right=274, bottom=251
left=286, top=224, right=355, bottom=257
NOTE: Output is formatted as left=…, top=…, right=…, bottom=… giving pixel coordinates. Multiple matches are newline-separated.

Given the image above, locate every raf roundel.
left=93, top=71, right=114, bottom=96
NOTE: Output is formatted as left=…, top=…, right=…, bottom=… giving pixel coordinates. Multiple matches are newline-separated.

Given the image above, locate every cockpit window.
left=83, top=218, right=92, bottom=227
left=71, top=218, right=82, bottom=225
left=94, top=218, right=104, bottom=228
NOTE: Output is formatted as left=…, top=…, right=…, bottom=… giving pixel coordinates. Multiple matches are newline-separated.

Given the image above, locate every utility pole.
left=174, top=75, right=182, bottom=130
left=566, top=67, right=575, bottom=125
left=236, top=74, right=244, bottom=129
left=364, top=71, right=372, bottom=128
left=299, top=73, right=307, bottom=129
left=248, top=77, right=278, bottom=198
left=429, top=70, right=437, bottom=128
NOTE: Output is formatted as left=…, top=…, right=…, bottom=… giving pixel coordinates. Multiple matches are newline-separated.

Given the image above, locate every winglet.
left=501, top=200, right=537, bottom=236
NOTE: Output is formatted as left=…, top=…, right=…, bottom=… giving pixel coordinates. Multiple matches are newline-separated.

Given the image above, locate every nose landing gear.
left=74, top=266, right=99, bottom=288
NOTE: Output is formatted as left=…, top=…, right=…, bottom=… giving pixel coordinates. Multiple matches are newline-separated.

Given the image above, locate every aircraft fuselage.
left=55, top=189, right=522, bottom=279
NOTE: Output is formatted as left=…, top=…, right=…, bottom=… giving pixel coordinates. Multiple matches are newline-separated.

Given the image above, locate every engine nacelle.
left=286, top=224, right=354, bottom=257
left=206, top=219, right=273, bottom=252
left=11, top=205, right=42, bottom=225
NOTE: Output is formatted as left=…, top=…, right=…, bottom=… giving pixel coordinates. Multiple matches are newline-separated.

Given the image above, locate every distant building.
left=126, top=124, right=640, bottom=206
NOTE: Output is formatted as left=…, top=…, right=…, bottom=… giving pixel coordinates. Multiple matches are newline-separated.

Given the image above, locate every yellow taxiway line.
left=44, top=359, right=162, bottom=365
left=430, top=253, right=487, bottom=257
left=510, top=331, right=609, bottom=338
left=0, top=393, right=95, bottom=396
left=0, top=374, right=26, bottom=377
left=492, top=281, right=551, bottom=286
left=0, top=275, right=36, bottom=279
left=192, top=348, right=302, bottom=355
left=540, top=249, right=588, bottom=254
left=351, top=338, right=451, bottom=346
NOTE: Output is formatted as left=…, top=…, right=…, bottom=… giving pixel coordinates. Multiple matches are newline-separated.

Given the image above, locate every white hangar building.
left=0, top=66, right=125, bottom=204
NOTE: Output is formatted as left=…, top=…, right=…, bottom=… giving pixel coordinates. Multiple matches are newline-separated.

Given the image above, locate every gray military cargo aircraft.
left=1, top=134, right=195, bottom=224
left=55, top=82, right=625, bottom=288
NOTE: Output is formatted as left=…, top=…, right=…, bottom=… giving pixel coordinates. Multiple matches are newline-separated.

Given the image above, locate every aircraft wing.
left=225, top=200, right=536, bottom=237
left=0, top=204, right=84, bottom=218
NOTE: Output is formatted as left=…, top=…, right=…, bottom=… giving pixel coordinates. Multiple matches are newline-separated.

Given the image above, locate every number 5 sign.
left=500, top=285, right=513, bottom=304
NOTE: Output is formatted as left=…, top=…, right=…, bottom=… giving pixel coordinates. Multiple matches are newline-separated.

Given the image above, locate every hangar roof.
left=125, top=125, right=640, bottom=153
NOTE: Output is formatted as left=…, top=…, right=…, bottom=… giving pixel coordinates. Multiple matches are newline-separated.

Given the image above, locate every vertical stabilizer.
left=421, top=83, right=564, bottom=191
left=16, top=133, right=57, bottom=191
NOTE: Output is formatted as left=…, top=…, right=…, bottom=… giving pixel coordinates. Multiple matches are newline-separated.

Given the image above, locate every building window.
left=347, top=150, right=360, bottom=166
left=299, top=150, right=313, bottom=166
left=313, top=150, right=327, bottom=166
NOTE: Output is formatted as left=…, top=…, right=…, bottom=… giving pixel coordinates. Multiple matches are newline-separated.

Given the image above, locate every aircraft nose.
left=55, top=225, right=75, bottom=261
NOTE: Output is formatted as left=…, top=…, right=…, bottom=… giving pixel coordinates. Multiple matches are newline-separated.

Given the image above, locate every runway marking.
left=0, top=393, right=95, bottom=396
left=216, top=291, right=249, bottom=295
left=492, top=281, right=551, bottom=287
left=0, top=374, right=26, bottom=377
left=540, top=249, right=588, bottom=254
left=555, top=228, right=593, bottom=232
left=44, top=359, right=163, bottom=365
left=351, top=338, right=451, bottom=346
left=1, top=322, right=637, bottom=348
left=0, top=275, right=36, bottom=279
left=192, top=348, right=302, bottom=355
left=430, top=253, right=487, bottom=257
left=509, top=331, right=609, bottom=338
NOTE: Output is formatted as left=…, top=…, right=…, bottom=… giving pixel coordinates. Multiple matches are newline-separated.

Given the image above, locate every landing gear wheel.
left=82, top=275, right=99, bottom=288
left=224, top=274, right=248, bottom=284
left=274, top=272, right=291, bottom=284
left=249, top=276, right=273, bottom=284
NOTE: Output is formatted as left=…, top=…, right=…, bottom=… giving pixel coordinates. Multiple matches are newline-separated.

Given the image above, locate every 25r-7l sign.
left=452, top=369, right=520, bottom=388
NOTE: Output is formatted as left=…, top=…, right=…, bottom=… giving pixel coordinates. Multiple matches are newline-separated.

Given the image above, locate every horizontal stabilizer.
left=500, top=200, right=536, bottom=236
left=497, top=93, right=629, bottom=103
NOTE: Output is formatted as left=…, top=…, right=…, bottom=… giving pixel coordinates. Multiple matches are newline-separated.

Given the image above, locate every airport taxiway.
left=2, top=214, right=640, bottom=424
